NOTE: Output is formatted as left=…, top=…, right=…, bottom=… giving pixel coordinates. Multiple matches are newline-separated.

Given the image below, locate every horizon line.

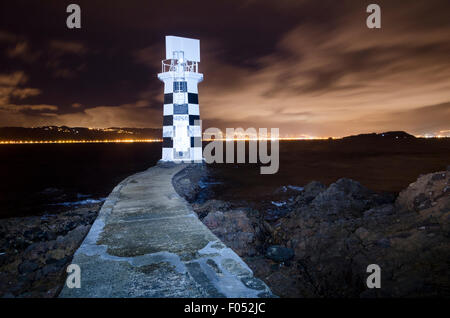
left=0, top=136, right=449, bottom=145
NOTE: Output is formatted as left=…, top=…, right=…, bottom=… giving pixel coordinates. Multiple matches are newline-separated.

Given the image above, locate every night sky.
left=0, top=0, right=449, bottom=137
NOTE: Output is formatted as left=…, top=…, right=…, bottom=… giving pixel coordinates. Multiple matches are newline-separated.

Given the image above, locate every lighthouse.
left=158, top=36, right=203, bottom=162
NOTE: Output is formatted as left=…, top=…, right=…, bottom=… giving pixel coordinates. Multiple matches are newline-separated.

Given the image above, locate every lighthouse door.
left=173, top=115, right=190, bottom=160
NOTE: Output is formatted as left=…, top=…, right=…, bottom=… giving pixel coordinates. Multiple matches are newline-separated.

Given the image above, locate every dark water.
left=0, top=143, right=162, bottom=218
left=1, top=139, right=449, bottom=219
left=206, top=138, right=450, bottom=205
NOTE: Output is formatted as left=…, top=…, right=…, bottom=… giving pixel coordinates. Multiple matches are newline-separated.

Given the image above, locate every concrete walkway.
left=59, top=163, right=273, bottom=297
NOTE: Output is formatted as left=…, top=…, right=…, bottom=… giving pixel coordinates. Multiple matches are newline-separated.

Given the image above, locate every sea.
left=0, top=143, right=161, bottom=218
left=1, top=138, right=449, bottom=218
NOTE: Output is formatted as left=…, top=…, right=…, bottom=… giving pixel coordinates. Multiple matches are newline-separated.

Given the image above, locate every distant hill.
left=342, top=131, right=416, bottom=141
left=0, top=126, right=162, bottom=141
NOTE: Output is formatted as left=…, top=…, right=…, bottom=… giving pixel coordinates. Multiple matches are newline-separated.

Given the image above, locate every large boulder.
left=396, top=169, right=450, bottom=234
left=294, top=181, right=327, bottom=205
left=396, top=170, right=449, bottom=214
left=203, top=209, right=260, bottom=256
left=56, top=225, right=90, bottom=252
left=310, top=178, right=375, bottom=218
left=172, top=164, right=208, bottom=203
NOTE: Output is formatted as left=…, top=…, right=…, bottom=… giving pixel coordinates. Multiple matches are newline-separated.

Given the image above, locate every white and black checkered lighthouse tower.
left=158, top=36, right=203, bottom=162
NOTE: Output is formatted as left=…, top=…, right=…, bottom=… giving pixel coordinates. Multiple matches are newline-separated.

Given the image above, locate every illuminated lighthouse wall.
left=158, top=36, right=204, bottom=162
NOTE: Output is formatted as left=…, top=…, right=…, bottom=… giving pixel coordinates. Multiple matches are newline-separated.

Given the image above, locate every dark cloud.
left=0, top=0, right=449, bottom=136
left=49, top=40, right=87, bottom=55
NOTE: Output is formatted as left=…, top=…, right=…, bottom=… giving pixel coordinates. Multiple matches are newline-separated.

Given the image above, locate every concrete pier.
left=59, top=163, right=273, bottom=297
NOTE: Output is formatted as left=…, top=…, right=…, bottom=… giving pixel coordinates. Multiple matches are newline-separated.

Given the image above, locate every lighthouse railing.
left=161, top=59, right=198, bottom=73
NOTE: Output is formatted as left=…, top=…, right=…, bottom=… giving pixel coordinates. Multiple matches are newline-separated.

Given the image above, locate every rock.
left=310, top=178, right=374, bottom=217
left=172, top=164, right=208, bottom=203
left=237, top=170, right=450, bottom=297
left=265, top=245, right=294, bottom=262
left=202, top=211, right=225, bottom=229
left=355, top=227, right=370, bottom=240
left=241, top=276, right=266, bottom=290
left=12, top=237, right=30, bottom=250
left=18, top=260, right=39, bottom=274
left=0, top=203, right=101, bottom=298
left=294, top=181, right=326, bottom=204
left=59, top=225, right=90, bottom=251
left=363, top=204, right=395, bottom=218
left=177, top=167, right=450, bottom=297
left=431, top=172, right=446, bottom=181
left=375, top=238, right=391, bottom=248
left=45, top=256, right=69, bottom=268
left=41, top=264, right=63, bottom=276
left=192, top=199, right=231, bottom=219
left=44, top=231, right=57, bottom=241
left=262, top=221, right=274, bottom=234
left=203, top=209, right=258, bottom=256
left=47, top=248, right=66, bottom=261
left=23, top=241, right=50, bottom=260
left=23, top=228, right=40, bottom=241
left=371, top=192, right=396, bottom=205
left=396, top=170, right=449, bottom=214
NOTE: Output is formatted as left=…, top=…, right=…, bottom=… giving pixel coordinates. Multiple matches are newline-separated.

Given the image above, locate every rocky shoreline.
left=1, top=164, right=448, bottom=298
left=174, top=165, right=450, bottom=297
left=0, top=203, right=101, bottom=297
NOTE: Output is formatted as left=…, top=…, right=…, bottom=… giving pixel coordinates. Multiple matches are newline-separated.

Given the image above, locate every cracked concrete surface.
left=59, top=162, right=273, bottom=298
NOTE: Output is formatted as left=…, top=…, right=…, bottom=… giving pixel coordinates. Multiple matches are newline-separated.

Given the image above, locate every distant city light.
left=0, top=139, right=162, bottom=145
left=0, top=133, right=448, bottom=145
